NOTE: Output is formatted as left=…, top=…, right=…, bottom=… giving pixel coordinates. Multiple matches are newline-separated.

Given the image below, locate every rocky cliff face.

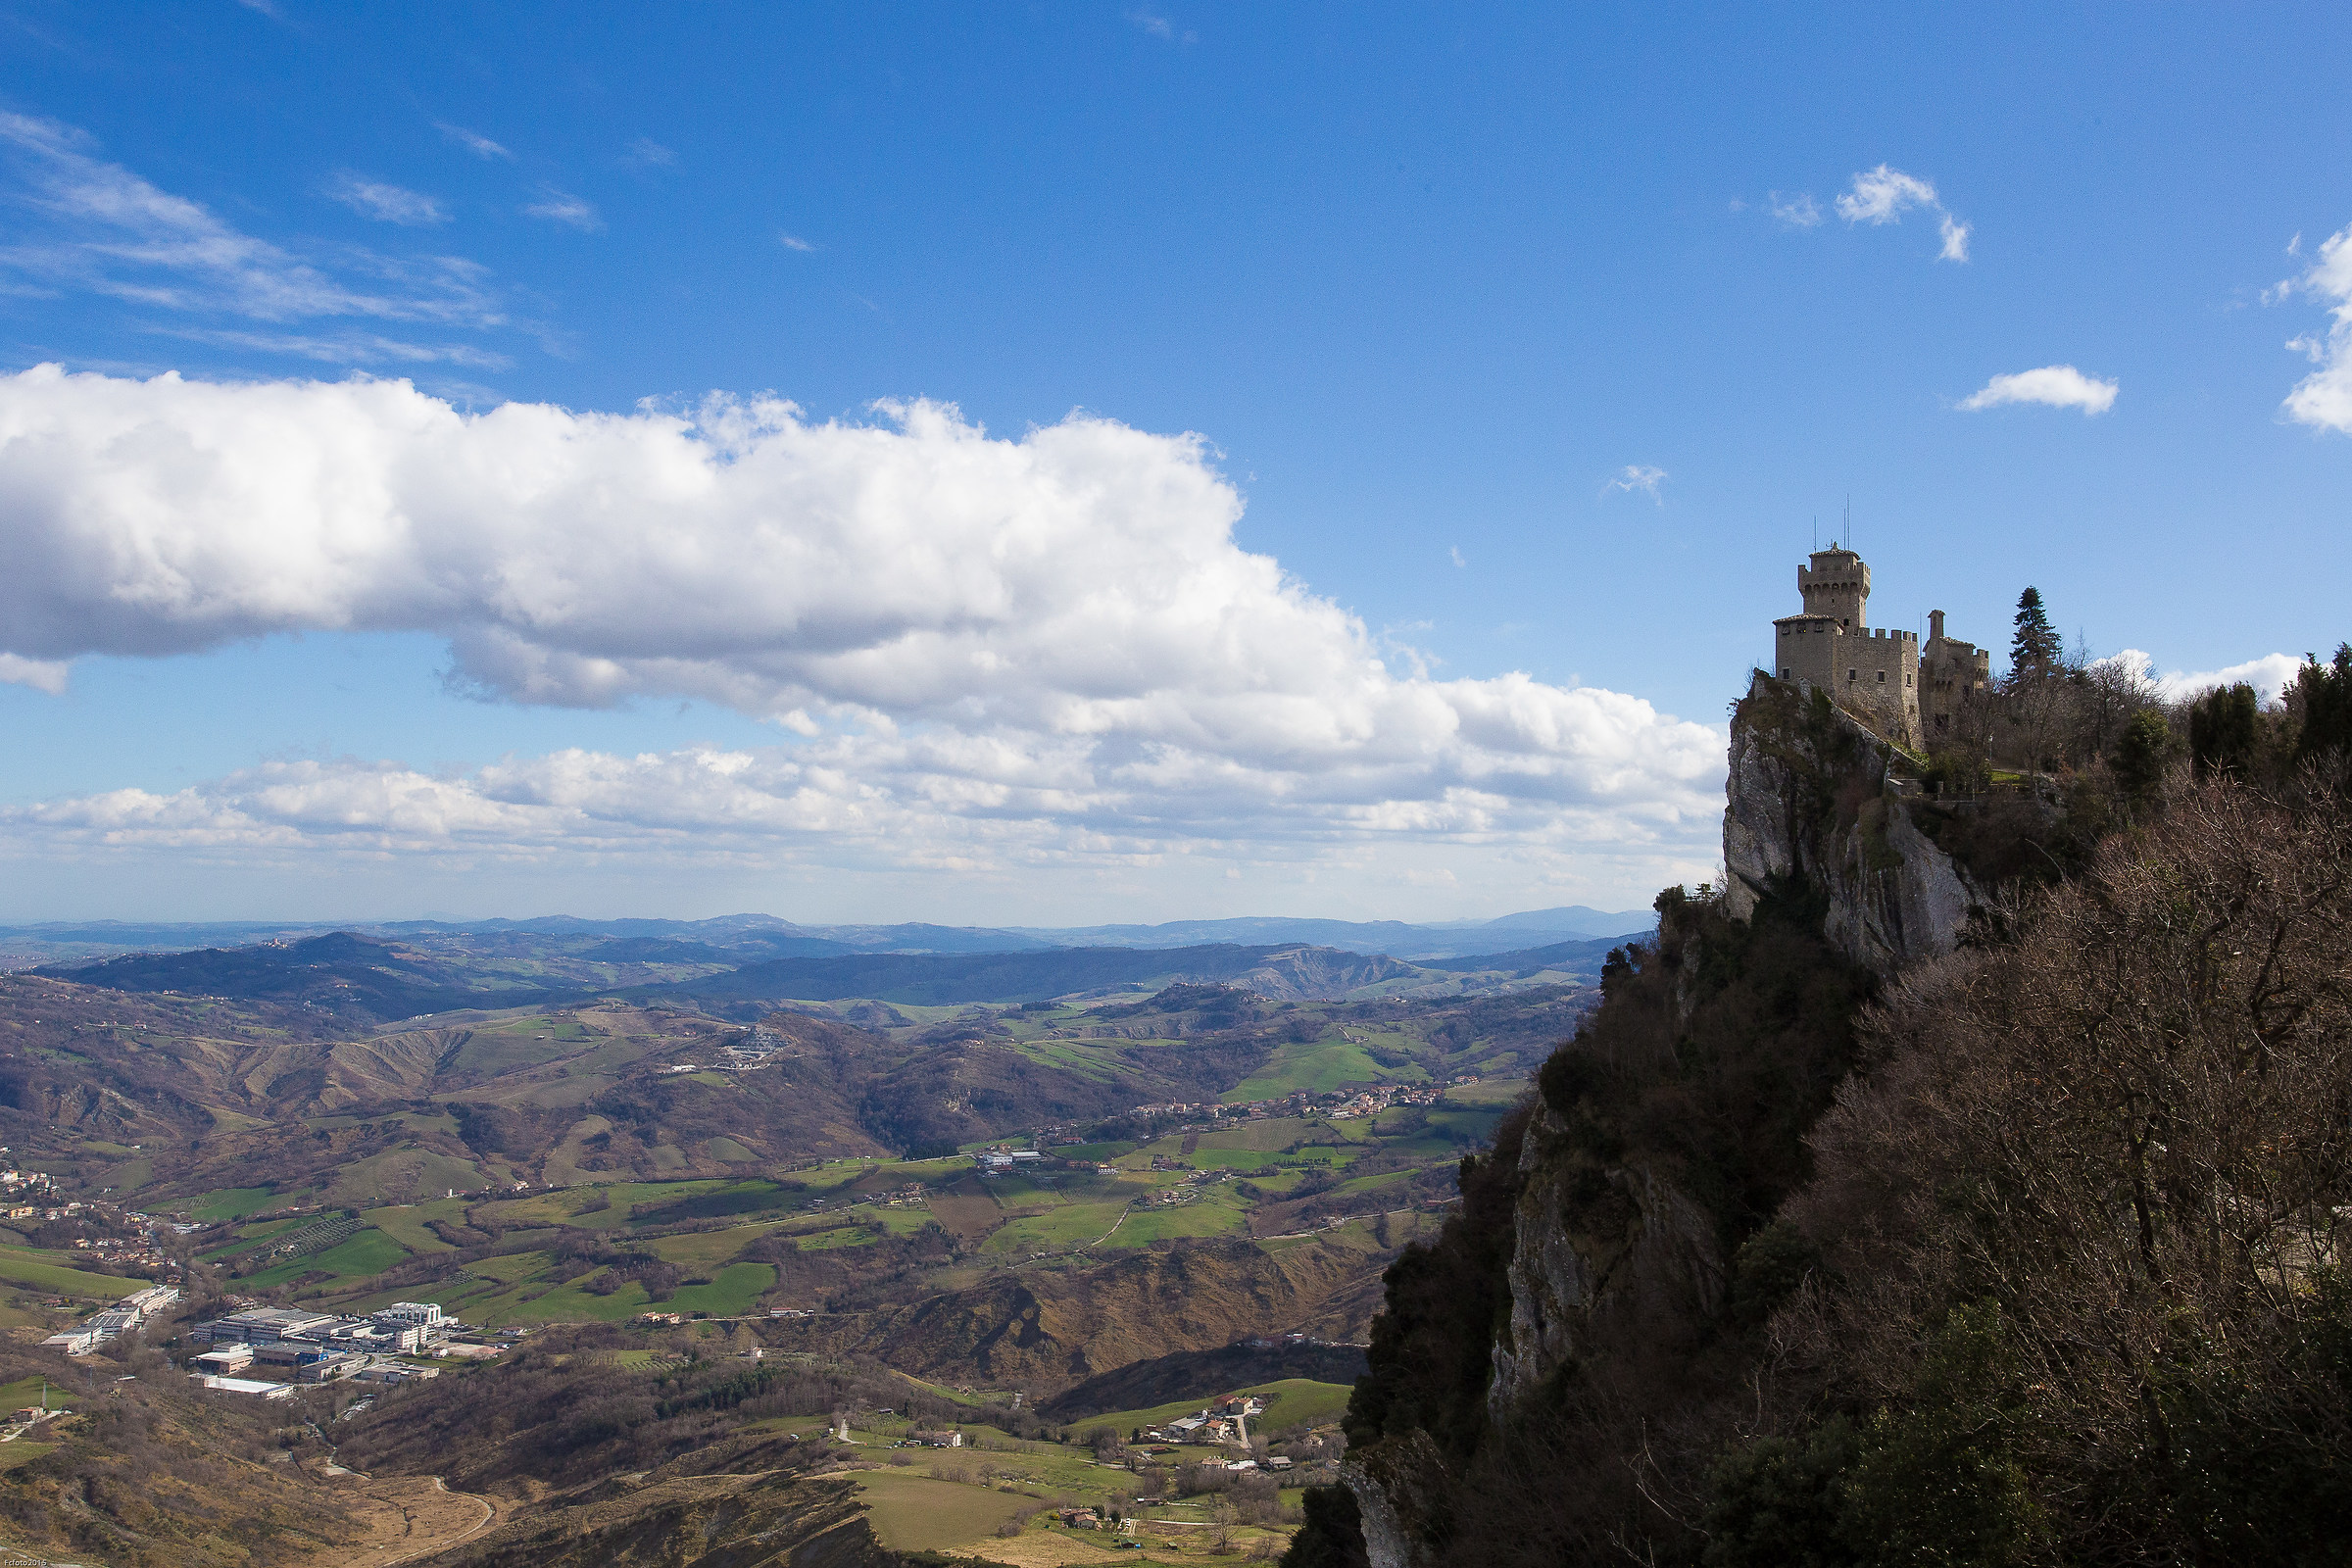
left=1486, top=1102, right=1724, bottom=1418
left=1722, top=672, right=1982, bottom=973
left=1322, top=674, right=1897, bottom=1568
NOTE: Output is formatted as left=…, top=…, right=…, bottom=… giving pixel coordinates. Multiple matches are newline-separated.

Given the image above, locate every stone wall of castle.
left=1768, top=547, right=1934, bottom=751
left=1919, top=609, right=1992, bottom=743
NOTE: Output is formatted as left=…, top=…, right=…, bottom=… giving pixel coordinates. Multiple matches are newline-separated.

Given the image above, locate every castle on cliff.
left=1770, top=546, right=1990, bottom=751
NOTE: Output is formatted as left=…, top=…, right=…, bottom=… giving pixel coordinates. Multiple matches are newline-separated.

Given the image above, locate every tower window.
left=1848, top=669, right=1857, bottom=681
left=1877, top=670, right=1886, bottom=683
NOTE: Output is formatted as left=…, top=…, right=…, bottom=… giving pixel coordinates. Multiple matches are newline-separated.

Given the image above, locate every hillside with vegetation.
left=1290, top=629, right=2352, bottom=1567
left=0, top=919, right=1611, bottom=1562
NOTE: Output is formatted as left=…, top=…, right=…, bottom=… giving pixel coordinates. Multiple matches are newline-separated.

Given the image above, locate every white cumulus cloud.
left=1956, top=365, right=2118, bottom=416
left=1836, top=163, right=1970, bottom=262
left=0, top=367, right=1728, bottom=880
left=0, top=654, right=69, bottom=695
left=2277, top=221, right=2352, bottom=434
left=2101, top=650, right=2303, bottom=706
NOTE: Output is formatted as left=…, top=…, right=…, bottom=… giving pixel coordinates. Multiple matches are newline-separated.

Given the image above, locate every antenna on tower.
left=1812, top=515, right=1818, bottom=550
left=1842, top=496, right=1851, bottom=550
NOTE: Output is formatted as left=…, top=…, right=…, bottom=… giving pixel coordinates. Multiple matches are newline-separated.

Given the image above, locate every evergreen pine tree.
left=2008, top=587, right=2061, bottom=682
left=2293, top=643, right=2352, bottom=764
left=2114, top=710, right=2170, bottom=803
left=2188, top=684, right=2258, bottom=780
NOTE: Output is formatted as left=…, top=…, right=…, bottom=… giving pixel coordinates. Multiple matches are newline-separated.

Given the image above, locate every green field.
left=979, top=1200, right=1137, bottom=1254
left=1110, top=1199, right=1251, bottom=1248
left=642, top=1222, right=794, bottom=1270
left=849, top=1471, right=1026, bottom=1549
left=1152, top=1143, right=1357, bottom=1171
left=1442, top=1076, right=1531, bottom=1106
left=1186, top=1118, right=1321, bottom=1153
left=666, top=1262, right=776, bottom=1315
left=458, top=1258, right=778, bottom=1325
left=242, top=1227, right=412, bottom=1289
left=364, top=1198, right=468, bottom=1253
left=0, top=1245, right=147, bottom=1299
left=1069, top=1378, right=1355, bottom=1439
left=0, top=1377, right=75, bottom=1413
left=1223, top=1037, right=1397, bottom=1101
left=190, top=1187, right=288, bottom=1222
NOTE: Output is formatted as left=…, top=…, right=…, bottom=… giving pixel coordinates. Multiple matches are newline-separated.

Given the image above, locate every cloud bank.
left=1957, top=365, right=2119, bottom=416
left=0, top=367, right=1727, bottom=883
left=2102, top=650, right=2303, bottom=706
left=2279, top=222, right=2352, bottom=434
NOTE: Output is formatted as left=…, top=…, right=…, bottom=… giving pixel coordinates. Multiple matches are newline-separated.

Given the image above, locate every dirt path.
left=302, top=1474, right=499, bottom=1566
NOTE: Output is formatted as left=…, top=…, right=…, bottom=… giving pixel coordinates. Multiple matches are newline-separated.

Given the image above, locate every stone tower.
left=1772, top=547, right=1921, bottom=749
left=1797, top=547, right=1870, bottom=629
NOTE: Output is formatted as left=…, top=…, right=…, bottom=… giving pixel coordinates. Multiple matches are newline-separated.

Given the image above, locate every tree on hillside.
left=1758, top=776, right=2352, bottom=1564
left=2007, top=586, right=2061, bottom=684
left=2292, top=643, right=2352, bottom=765
left=2188, top=682, right=2259, bottom=780
left=2113, top=709, right=2171, bottom=806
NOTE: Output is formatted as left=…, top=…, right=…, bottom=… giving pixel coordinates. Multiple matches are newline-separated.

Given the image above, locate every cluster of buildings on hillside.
left=1242, top=1331, right=1351, bottom=1350
left=1123, top=1078, right=1467, bottom=1128
left=40, top=1284, right=180, bottom=1356
left=660, top=1025, right=791, bottom=1075
left=1325, top=1083, right=1444, bottom=1119
left=65, top=1229, right=174, bottom=1272
left=0, top=1167, right=59, bottom=1207
left=181, top=1302, right=466, bottom=1396
left=1143, top=1393, right=1264, bottom=1446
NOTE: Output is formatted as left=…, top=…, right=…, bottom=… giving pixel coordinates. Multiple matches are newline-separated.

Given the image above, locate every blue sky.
left=0, top=2, right=2345, bottom=923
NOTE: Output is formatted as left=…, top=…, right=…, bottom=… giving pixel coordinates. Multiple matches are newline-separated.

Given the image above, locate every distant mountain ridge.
left=3, top=904, right=1654, bottom=971
left=35, top=928, right=1615, bottom=1024
left=639, top=942, right=1420, bottom=1008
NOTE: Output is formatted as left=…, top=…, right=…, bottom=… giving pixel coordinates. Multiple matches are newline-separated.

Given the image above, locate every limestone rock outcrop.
left=1487, top=1101, right=1724, bottom=1418
left=1723, top=671, right=1983, bottom=973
